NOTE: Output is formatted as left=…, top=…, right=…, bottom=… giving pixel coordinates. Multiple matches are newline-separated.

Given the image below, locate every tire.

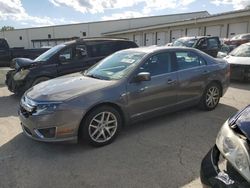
left=199, top=82, right=221, bottom=111
left=81, top=105, right=122, bottom=147
left=32, top=77, right=50, bottom=87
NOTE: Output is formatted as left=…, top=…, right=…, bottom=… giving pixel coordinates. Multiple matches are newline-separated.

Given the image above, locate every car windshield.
left=35, top=44, right=66, bottom=61
left=173, top=38, right=198, bottom=47
left=85, top=50, right=146, bottom=80
left=230, top=44, right=250, bottom=57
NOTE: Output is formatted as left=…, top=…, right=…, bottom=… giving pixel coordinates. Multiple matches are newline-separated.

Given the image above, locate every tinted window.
left=87, top=42, right=115, bottom=57
left=0, top=39, right=9, bottom=49
left=140, top=52, right=172, bottom=76
left=75, top=44, right=87, bottom=60
left=207, top=38, right=219, bottom=48
left=176, top=51, right=206, bottom=70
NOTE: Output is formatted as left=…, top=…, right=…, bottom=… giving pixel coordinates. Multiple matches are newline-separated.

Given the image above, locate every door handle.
left=167, top=79, right=177, bottom=85
left=139, top=86, right=148, bottom=92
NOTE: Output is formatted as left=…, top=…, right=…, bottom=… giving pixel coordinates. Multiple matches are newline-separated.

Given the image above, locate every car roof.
left=122, top=46, right=196, bottom=54
left=63, top=38, right=133, bottom=45
left=177, top=36, right=218, bottom=40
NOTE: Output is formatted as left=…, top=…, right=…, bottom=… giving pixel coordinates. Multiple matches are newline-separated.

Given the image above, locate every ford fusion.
left=201, top=105, right=250, bottom=188
left=19, top=46, right=230, bottom=147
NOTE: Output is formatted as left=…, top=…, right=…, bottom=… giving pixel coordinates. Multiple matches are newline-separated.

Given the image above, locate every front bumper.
left=200, top=145, right=250, bottom=188
left=19, top=107, right=81, bottom=143
left=5, top=70, right=27, bottom=93
left=230, top=64, right=250, bottom=81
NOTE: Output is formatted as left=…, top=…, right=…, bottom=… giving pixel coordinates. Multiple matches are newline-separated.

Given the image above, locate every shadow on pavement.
left=230, top=80, right=250, bottom=90
left=0, top=103, right=238, bottom=188
left=0, top=94, right=20, bottom=117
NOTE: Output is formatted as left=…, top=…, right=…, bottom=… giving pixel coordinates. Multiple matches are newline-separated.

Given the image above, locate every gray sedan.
left=19, top=46, right=230, bottom=146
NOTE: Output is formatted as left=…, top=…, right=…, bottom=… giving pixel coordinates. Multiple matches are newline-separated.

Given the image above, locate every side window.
left=207, top=38, right=219, bottom=49
left=88, top=42, right=115, bottom=57
left=59, top=47, right=73, bottom=61
left=140, top=52, right=172, bottom=76
left=75, top=45, right=87, bottom=60
left=176, top=51, right=205, bottom=70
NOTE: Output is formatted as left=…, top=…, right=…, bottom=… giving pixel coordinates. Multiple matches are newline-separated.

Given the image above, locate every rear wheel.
left=199, top=83, right=221, bottom=111
left=81, top=106, right=122, bottom=147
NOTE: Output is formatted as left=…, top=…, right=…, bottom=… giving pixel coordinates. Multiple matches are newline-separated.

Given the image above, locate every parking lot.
left=0, top=81, right=249, bottom=188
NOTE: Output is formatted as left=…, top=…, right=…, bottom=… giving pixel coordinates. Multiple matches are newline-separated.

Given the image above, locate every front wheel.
left=81, top=106, right=122, bottom=147
left=199, top=83, right=221, bottom=111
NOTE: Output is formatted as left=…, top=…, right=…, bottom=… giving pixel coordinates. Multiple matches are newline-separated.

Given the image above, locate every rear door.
left=127, top=51, right=178, bottom=118
left=175, top=50, right=208, bottom=103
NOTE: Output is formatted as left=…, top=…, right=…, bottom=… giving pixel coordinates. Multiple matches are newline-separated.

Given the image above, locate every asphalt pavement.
left=0, top=82, right=249, bottom=188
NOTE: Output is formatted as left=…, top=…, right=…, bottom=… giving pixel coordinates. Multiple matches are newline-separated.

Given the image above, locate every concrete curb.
left=0, top=68, right=11, bottom=86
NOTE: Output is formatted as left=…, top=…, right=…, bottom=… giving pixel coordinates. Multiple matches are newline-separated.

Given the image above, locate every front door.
left=57, top=44, right=89, bottom=76
left=127, top=51, right=178, bottom=119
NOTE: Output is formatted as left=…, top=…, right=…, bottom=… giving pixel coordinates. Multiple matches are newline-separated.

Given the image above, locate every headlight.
left=216, top=121, right=250, bottom=182
left=13, top=69, right=30, bottom=81
left=33, top=102, right=62, bottom=115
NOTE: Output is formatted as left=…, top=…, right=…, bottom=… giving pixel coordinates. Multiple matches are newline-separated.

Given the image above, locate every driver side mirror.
left=59, top=55, right=66, bottom=62
left=134, top=72, right=151, bottom=82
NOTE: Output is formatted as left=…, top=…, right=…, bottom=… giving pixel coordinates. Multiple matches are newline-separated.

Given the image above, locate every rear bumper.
left=200, top=145, right=250, bottom=188
left=230, top=64, right=250, bottom=81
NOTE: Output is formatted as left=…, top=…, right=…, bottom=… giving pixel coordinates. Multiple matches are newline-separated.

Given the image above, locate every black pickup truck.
left=0, top=38, right=49, bottom=67
left=173, top=36, right=221, bottom=57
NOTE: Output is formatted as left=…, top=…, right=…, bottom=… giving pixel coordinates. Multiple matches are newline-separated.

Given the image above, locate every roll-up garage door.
left=186, top=28, right=199, bottom=36
left=145, top=32, right=154, bottom=46
left=206, top=25, right=221, bottom=37
left=134, top=34, right=143, bottom=46
left=171, top=30, right=182, bottom=42
left=228, top=22, right=248, bottom=38
left=156, top=32, right=166, bottom=46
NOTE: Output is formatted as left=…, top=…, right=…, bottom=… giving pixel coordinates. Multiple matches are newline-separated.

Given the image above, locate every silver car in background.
left=19, top=46, right=230, bottom=147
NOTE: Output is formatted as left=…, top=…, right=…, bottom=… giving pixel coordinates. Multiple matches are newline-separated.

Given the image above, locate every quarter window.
left=140, top=52, right=172, bottom=76
left=176, top=51, right=206, bottom=70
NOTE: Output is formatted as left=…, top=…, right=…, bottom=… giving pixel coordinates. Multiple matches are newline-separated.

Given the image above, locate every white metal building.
left=1, top=9, right=250, bottom=49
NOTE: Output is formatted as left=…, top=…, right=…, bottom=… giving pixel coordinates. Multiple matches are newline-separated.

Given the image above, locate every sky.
left=0, top=0, right=250, bottom=29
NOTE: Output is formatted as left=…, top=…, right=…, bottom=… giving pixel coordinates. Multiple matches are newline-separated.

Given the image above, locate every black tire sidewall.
left=81, top=106, right=122, bottom=147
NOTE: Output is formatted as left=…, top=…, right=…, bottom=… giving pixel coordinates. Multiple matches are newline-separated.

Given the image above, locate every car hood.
left=11, top=58, right=35, bottom=69
left=230, top=105, right=250, bottom=141
left=224, top=55, right=250, bottom=65
left=26, top=74, right=116, bottom=101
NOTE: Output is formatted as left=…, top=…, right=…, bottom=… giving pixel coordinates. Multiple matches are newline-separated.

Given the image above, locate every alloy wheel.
left=205, top=86, right=220, bottom=108
left=88, top=111, right=118, bottom=143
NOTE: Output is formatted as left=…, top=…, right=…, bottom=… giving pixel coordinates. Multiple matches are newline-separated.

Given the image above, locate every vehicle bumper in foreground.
left=200, top=145, right=250, bottom=188
left=18, top=109, right=80, bottom=143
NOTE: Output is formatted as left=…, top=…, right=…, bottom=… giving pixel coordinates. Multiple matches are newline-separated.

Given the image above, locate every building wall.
left=108, top=15, right=250, bottom=46
left=1, top=11, right=250, bottom=48
left=0, top=11, right=208, bottom=49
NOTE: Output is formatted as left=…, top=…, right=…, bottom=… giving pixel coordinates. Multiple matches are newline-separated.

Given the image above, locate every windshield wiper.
left=85, top=74, right=102, bottom=79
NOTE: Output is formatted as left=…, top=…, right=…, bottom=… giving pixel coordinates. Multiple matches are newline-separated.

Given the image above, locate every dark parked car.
left=173, top=36, right=221, bottom=57
left=19, top=46, right=230, bottom=147
left=201, top=105, right=250, bottom=188
left=225, top=33, right=250, bottom=47
left=224, top=42, right=250, bottom=81
left=5, top=38, right=138, bottom=94
left=0, top=38, right=49, bottom=67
